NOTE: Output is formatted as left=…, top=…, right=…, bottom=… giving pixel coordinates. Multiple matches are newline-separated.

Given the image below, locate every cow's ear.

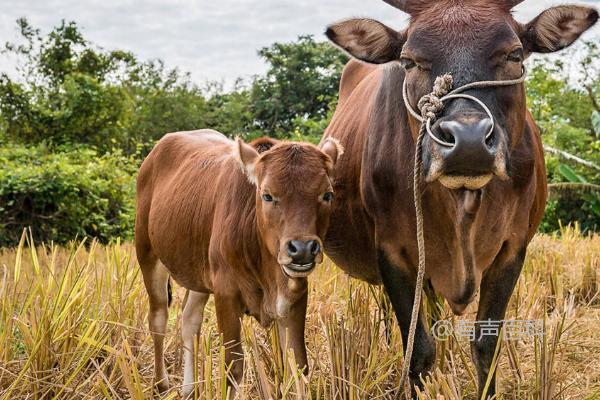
left=326, top=18, right=406, bottom=64
left=233, top=138, right=260, bottom=184
left=321, top=138, right=344, bottom=168
left=521, top=6, right=598, bottom=55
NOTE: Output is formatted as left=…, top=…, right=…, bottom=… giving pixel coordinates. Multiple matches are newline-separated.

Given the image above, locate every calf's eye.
left=323, top=192, right=334, bottom=202
left=262, top=194, right=274, bottom=202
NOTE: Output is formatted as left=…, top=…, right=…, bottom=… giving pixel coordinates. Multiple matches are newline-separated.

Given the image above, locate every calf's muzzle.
left=281, top=239, right=321, bottom=278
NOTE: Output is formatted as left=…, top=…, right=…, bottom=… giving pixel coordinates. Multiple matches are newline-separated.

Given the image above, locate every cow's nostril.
left=287, top=241, right=298, bottom=256
left=438, top=121, right=457, bottom=145
left=309, top=240, right=320, bottom=256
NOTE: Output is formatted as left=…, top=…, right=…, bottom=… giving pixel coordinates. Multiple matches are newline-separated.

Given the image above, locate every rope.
left=403, top=68, right=527, bottom=147
left=398, top=67, right=528, bottom=396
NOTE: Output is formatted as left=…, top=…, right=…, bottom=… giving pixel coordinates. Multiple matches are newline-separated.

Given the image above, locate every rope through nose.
left=417, top=74, right=453, bottom=121
left=397, top=67, right=527, bottom=398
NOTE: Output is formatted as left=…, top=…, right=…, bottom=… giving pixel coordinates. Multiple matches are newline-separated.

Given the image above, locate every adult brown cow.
left=321, top=0, right=597, bottom=397
left=135, top=129, right=342, bottom=398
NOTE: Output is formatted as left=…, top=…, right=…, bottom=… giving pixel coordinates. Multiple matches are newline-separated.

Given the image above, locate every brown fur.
left=135, top=129, right=340, bottom=396
left=323, top=1, right=596, bottom=397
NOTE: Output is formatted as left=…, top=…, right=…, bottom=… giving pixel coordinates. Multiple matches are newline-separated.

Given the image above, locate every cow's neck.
left=378, top=64, right=507, bottom=312
left=428, top=186, right=487, bottom=313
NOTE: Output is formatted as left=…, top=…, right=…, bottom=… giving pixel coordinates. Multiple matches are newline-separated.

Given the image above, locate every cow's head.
left=326, top=0, right=597, bottom=190
left=234, top=137, right=343, bottom=278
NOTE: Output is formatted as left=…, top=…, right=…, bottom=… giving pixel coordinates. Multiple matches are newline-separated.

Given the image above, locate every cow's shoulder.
left=338, top=59, right=378, bottom=107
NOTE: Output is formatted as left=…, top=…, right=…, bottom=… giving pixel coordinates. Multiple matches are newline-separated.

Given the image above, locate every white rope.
left=403, top=67, right=527, bottom=147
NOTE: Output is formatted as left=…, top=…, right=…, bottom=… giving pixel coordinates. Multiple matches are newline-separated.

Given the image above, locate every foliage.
left=0, top=19, right=135, bottom=150
left=0, top=21, right=345, bottom=153
left=0, top=71, right=131, bottom=149
left=0, top=19, right=215, bottom=153
left=0, top=144, right=136, bottom=246
left=123, top=60, right=214, bottom=153
left=202, top=80, right=256, bottom=139
left=526, top=42, right=600, bottom=233
left=250, top=35, right=348, bottom=137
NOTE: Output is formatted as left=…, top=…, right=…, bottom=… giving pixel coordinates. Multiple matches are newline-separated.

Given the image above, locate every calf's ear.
left=326, top=18, right=406, bottom=64
left=521, top=6, right=598, bottom=55
left=320, top=138, right=344, bottom=168
left=252, top=137, right=279, bottom=153
left=233, top=138, right=260, bottom=184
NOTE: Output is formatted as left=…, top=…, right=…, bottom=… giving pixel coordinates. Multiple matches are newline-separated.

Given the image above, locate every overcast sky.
left=1, top=0, right=598, bottom=87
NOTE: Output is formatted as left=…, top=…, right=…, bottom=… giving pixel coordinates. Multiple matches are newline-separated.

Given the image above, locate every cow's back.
left=136, top=129, right=243, bottom=292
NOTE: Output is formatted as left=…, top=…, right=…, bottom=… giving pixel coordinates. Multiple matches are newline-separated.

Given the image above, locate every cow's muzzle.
left=425, top=113, right=509, bottom=190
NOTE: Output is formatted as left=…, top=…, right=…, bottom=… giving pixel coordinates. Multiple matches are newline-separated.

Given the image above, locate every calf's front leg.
left=276, top=290, right=309, bottom=373
left=472, top=246, right=526, bottom=399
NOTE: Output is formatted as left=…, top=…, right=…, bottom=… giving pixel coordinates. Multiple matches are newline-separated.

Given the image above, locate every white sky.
left=0, top=0, right=598, bottom=87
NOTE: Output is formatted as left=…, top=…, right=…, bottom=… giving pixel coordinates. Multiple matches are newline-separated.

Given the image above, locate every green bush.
left=0, top=73, right=131, bottom=151
left=526, top=52, right=600, bottom=234
left=0, top=144, right=136, bottom=246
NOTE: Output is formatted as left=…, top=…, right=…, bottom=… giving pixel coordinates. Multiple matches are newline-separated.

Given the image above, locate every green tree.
left=526, top=41, right=600, bottom=232
left=122, top=59, right=211, bottom=153
left=0, top=19, right=134, bottom=150
left=0, top=19, right=217, bottom=154
left=250, top=35, right=348, bottom=137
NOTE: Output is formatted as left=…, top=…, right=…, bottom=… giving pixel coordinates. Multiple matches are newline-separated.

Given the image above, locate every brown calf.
left=322, top=0, right=597, bottom=397
left=135, top=129, right=341, bottom=397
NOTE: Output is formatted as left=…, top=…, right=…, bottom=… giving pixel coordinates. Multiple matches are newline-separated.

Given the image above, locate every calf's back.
left=135, top=129, right=257, bottom=293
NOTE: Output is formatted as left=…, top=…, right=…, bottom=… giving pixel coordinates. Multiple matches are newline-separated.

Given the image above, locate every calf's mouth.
left=282, top=262, right=316, bottom=278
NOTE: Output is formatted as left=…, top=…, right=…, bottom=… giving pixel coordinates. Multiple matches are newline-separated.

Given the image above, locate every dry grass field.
left=0, top=226, right=599, bottom=399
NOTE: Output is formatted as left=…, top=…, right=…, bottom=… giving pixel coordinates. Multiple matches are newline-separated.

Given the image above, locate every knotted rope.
left=398, top=67, right=527, bottom=396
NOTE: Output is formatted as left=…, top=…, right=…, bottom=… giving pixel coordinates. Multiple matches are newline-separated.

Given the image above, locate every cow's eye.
left=400, top=57, right=417, bottom=70
left=262, top=194, right=274, bottom=202
left=507, top=49, right=523, bottom=63
left=323, top=192, right=334, bottom=202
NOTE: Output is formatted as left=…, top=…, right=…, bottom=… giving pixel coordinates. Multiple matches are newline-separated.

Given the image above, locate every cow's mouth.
left=438, top=174, right=493, bottom=190
left=282, top=263, right=315, bottom=278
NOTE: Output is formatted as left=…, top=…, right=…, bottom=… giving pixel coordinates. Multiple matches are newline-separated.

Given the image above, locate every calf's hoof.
left=153, top=375, right=170, bottom=394
left=181, top=386, right=195, bottom=399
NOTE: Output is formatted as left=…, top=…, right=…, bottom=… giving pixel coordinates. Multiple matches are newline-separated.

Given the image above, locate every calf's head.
left=326, top=0, right=597, bottom=190
left=234, top=138, right=343, bottom=278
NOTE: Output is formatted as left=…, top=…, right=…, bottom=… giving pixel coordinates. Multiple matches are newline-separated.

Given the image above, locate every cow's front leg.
left=214, top=292, right=244, bottom=399
left=276, top=290, right=309, bottom=373
left=472, top=246, right=526, bottom=399
left=377, top=250, right=435, bottom=396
